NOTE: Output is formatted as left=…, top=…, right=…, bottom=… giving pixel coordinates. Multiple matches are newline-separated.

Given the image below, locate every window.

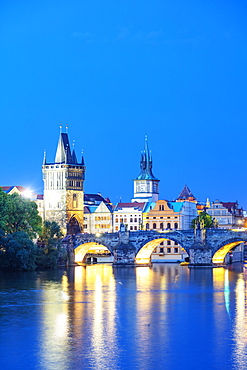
left=160, top=247, right=164, bottom=253
left=115, top=219, right=119, bottom=223
left=174, top=242, right=178, bottom=245
left=130, top=226, right=133, bottom=230
left=167, top=240, right=171, bottom=245
left=167, top=248, right=171, bottom=253
left=73, top=194, right=78, bottom=208
left=84, top=224, right=87, bottom=229
left=130, top=218, right=133, bottom=222
left=160, top=241, right=164, bottom=245
left=120, top=218, right=123, bottom=223
left=134, top=226, right=137, bottom=230
left=134, top=218, right=137, bottom=222
left=160, top=223, right=164, bottom=229
left=167, top=223, right=171, bottom=229
left=153, top=223, right=157, bottom=229
left=159, top=205, right=164, bottom=211
left=115, top=226, right=119, bottom=231
left=174, top=248, right=178, bottom=253
left=174, top=223, right=178, bottom=229
left=146, top=223, right=149, bottom=230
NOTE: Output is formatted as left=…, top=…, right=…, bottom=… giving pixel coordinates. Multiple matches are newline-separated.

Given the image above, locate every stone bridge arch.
left=133, top=230, right=193, bottom=264
left=64, top=234, right=115, bottom=264
left=211, top=237, right=247, bottom=264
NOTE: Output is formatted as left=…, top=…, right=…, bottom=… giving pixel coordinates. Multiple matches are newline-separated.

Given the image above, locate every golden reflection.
left=85, top=265, right=118, bottom=369
left=39, top=274, right=70, bottom=370
left=233, top=274, right=247, bottom=368
left=212, top=242, right=243, bottom=264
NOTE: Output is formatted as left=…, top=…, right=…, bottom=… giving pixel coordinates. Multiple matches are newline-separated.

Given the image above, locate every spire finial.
left=60, top=124, right=62, bottom=134
left=43, top=149, right=47, bottom=165
left=72, top=140, right=75, bottom=150
left=66, top=124, right=68, bottom=133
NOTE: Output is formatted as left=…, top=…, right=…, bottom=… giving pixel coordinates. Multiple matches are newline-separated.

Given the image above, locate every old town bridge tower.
left=42, top=128, right=85, bottom=234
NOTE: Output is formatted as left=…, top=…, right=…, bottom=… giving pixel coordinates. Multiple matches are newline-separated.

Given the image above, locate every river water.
left=0, top=263, right=246, bottom=370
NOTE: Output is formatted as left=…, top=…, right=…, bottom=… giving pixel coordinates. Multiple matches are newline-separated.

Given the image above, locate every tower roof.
left=136, top=137, right=158, bottom=180
left=49, top=131, right=84, bottom=165
left=55, top=133, right=72, bottom=163
left=177, top=185, right=196, bottom=201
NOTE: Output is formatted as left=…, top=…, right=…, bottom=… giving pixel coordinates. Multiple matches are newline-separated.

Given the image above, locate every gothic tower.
left=42, top=128, right=86, bottom=234
left=132, top=137, right=159, bottom=202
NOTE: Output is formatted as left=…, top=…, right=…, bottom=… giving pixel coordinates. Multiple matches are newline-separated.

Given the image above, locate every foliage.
left=0, top=190, right=65, bottom=270
left=0, top=230, right=37, bottom=270
left=35, top=245, right=60, bottom=269
left=36, top=221, right=64, bottom=269
left=0, top=189, right=42, bottom=238
left=39, top=220, right=63, bottom=247
left=191, top=212, right=217, bottom=229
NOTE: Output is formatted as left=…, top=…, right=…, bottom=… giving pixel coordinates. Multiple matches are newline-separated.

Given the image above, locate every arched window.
left=153, top=223, right=157, bottom=229
left=174, top=223, right=178, bottom=229
left=160, top=222, right=164, bottom=230
left=73, top=194, right=78, bottom=208
left=146, top=223, right=149, bottom=230
left=167, top=223, right=171, bottom=229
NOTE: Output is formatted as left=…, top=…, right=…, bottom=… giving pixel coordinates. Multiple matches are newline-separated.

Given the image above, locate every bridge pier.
left=189, top=244, right=213, bottom=266
left=113, top=228, right=136, bottom=265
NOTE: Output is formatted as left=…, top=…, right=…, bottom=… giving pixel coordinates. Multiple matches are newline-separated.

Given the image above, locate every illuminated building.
left=207, top=200, right=244, bottom=229
left=144, top=199, right=197, bottom=262
left=83, top=193, right=113, bottom=233
left=42, top=128, right=85, bottom=234
left=113, top=202, right=145, bottom=232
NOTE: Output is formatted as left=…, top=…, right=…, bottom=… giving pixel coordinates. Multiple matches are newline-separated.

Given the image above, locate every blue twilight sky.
left=1, top=0, right=247, bottom=207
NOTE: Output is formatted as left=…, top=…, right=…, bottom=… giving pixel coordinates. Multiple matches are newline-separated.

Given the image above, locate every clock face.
left=139, top=184, right=145, bottom=192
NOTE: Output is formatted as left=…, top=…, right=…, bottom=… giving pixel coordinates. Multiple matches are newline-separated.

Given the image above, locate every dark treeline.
left=0, top=189, right=65, bottom=271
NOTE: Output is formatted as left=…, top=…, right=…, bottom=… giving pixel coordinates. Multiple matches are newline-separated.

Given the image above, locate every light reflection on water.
left=0, top=264, right=247, bottom=369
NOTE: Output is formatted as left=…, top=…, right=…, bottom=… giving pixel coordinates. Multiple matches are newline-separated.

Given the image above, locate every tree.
left=36, top=221, right=64, bottom=269
left=0, top=230, right=37, bottom=270
left=0, top=192, right=42, bottom=238
left=39, top=220, right=63, bottom=247
left=191, top=212, right=217, bottom=229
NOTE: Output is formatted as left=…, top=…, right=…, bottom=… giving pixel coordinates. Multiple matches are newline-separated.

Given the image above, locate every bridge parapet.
left=63, top=228, right=247, bottom=266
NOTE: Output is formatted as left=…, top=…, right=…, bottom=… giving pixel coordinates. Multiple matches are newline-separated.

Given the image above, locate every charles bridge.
left=62, top=225, right=247, bottom=266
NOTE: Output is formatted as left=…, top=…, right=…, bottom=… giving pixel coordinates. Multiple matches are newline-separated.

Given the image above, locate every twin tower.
left=42, top=130, right=159, bottom=234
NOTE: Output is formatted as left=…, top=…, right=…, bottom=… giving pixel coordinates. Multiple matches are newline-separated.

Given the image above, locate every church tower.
left=42, top=128, right=86, bottom=234
left=132, top=137, right=159, bottom=202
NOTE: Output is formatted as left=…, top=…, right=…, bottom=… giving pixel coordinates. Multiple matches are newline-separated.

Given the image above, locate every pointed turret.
left=55, top=133, right=73, bottom=163
left=137, top=137, right=158, bottom=180
left=43, top=150, right=47, bottom=165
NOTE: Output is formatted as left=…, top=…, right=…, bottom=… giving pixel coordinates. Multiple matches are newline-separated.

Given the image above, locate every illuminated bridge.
left=63, top=227, right=247, bottom=266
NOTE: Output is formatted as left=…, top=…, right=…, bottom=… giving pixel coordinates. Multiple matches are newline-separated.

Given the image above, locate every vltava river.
left=0, top=263, right=246, bottom=370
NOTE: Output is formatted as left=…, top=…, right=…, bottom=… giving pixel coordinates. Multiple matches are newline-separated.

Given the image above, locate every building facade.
left=207, top=200, right=244, bottom=229
left=83, top=193, right=113, bottom=233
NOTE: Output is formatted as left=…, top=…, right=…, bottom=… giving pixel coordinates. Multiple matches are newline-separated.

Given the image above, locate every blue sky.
left=1, top=0, right=247, bottom=207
